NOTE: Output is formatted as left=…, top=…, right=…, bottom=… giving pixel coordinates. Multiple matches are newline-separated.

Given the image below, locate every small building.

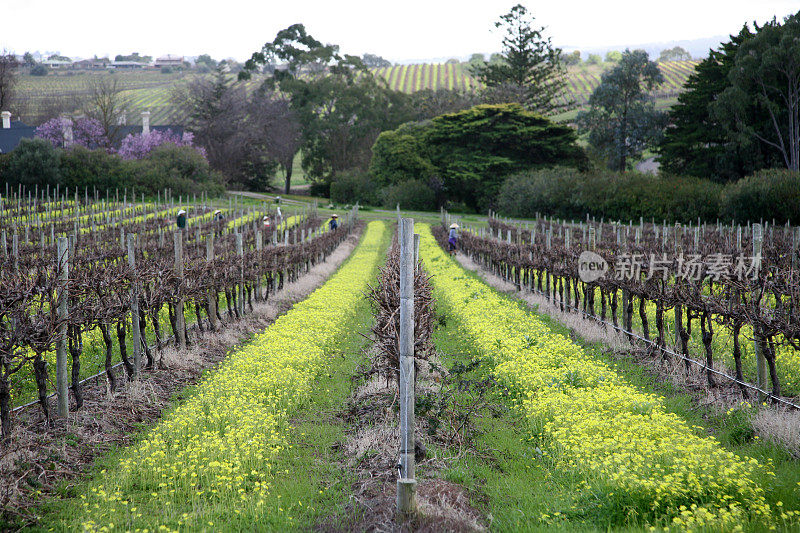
left=109, top=61, right=148, bottom=69
left=73, top=58, right=109, bottom=70
left=41, top=59, right=72, bottom=69
left=154, top=55, right=184, bottom=68
left=0, top=112, right=36, bottom=154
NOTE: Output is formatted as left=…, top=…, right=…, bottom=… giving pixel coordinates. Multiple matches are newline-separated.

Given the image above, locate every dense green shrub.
left=30, top=64, right=48, bottom=76
left=497, top=167, right=725, bottom=223
left=381, top=179, right=436, bottom=211
left=370, top=104, right=587, bottom=211
left=3, top=138, right=62, bottom=187
left=329, top=170, right=379, bottom=205
left=59, top=146, right=126, bottom=191
left=370, top=123, right=436, bottom=187
left=137, top=145, right=225, bottom=196
left=0, top=143, right=224, bottom=197
left=721, top=169, right=800, bottom=224
left=499, top=167, right=800, bottom=224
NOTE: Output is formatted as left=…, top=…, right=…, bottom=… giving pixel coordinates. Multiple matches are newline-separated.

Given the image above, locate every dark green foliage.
left=1, top=144, right=223, bottom=196
left=714, top=13, right=800, bottom=171
left=371, top=104, right=586, bottom=212
left=59, top=145, right=126, bottom=190
left=294, top=74, right=413, bottom=187
left=30, top=64, right=48, bottom=76
left=470, top=4, right=566, bottom=113
left=241, top=24, right=413, bottom=191
left=137, top=145, right=225, bottom=196
left=720, top=169, right=800, bottom=224
left=3, top=138, right=61, bottom=187
left=658, top=24, right=786, bottom=180
left=497, top=167, right=800, bottom=224
left=370, top=123, right=436, bottom=187
left=381, top=179, right=436, bottom=211
left=578, top=50, right=666, bottom=171
left=497, top=167, right=723, bottom=223
left=329, top=170, right=378, bottom=205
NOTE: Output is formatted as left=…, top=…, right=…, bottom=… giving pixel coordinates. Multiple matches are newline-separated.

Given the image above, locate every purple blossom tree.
left=117, top=129, right=205, bottom=160
left=35, top=117, right=110, bottom=149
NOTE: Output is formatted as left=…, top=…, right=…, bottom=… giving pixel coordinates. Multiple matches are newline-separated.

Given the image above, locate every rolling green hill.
left=11, top=60, right=700, bottom=126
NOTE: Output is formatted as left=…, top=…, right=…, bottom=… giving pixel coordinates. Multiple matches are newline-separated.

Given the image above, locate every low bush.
left=721, top=169, right=800, bottom=224
left=2, top=138, right=62, bottom=188
left=381, top=179, right=436, bottom=211
left=0, top=143, right=224, bottom=197
left=499, top=166, right=800, bottom=224
left=329, top=170, right=379, bottom=205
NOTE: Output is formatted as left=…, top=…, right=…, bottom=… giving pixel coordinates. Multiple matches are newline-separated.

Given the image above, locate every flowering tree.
left=35, top=117, right=109, bottom=149
left=117, top=129, right=205, bottom=160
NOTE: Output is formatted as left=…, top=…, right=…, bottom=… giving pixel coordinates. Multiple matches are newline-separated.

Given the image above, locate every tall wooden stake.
left=206, top=233, right=217, bottom=330
left=174, top=231, right=186, bottom=349
left=753, top=224, right=766, bottom=399
left=56, top=237, right=69, bottom=417
left=397, top=218, right=417, bottom=518
left=127, top=234, right=141, bottom=378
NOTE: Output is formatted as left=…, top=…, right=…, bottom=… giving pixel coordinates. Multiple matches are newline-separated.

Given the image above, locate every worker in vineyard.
left=329, top=214, right=339, bottom=231
left=212, top=209, right=223, bottom=222
left=448, top=223, right=459, bottom=255
left=176, top=209, right=187, bottom=229
left=262, top=215, right=271, bottom=230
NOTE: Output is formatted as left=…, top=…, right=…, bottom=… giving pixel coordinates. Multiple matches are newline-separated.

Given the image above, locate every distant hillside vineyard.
left=371, top=60, right=700, bottom=105
left=10, top=60, right=700, bottom=126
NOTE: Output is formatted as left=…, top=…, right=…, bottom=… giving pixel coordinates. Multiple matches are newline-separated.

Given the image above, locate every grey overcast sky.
left=2, top=0, right=798, bottom=61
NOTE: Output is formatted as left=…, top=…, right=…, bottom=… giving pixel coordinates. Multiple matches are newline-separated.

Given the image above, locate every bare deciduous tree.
left=172, top=69, right=250, bottom=184
left=83, top=76, right=130, bottom=145
left=248, top=91, right=301, bottom=193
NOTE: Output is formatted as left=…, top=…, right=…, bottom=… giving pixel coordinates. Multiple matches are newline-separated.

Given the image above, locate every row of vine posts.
left=0, top=184, right=358, bottom=439
left=438, top=208, right=800, bottom=408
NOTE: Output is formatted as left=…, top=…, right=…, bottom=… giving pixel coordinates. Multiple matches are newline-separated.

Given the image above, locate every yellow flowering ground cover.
left=49, top=220, right=386, bottom=532
left=418, top=224, right=798, bottom=531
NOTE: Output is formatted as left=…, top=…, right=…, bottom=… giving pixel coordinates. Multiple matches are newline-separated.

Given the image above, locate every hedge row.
left=0, top=138, right=225, bottom=197
left=497, top=167, right=800, bottom=224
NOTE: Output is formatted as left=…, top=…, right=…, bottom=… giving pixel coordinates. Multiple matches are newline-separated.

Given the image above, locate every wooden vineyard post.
left=127, top=234, right=141, bottom=379
left=236, top=233, right=244, bottom=317
left=206, top=233, right=217, bottom=331
left=753, top=224, right=766, bottom=399
left=255, top=230, right=263, bottom=301
left=174, top=231, right=186, bottom=350
left=56, top=237, right=69, bottom=417
left=397, top=218, right=417, bottom=519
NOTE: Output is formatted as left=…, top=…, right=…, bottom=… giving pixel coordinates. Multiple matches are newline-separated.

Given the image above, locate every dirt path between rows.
left=315, top=348, right=486, bottom=533
left=0, top=228, right=364, bottom=531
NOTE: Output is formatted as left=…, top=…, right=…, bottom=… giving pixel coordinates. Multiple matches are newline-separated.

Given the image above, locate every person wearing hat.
left=212, top=209, right=224, bottom=222
left=176, top=209, right=187, bottom=229
left=448, top=223, right=459, bottom=255
left=329, top=214, right=339, bottom=231
left=262, top=215, right=271, bottom=230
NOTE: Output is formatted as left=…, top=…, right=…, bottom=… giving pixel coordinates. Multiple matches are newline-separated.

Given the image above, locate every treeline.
left=0, top=139, right=225, bottom=196
left=497, top=167, right=800, bottom=224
